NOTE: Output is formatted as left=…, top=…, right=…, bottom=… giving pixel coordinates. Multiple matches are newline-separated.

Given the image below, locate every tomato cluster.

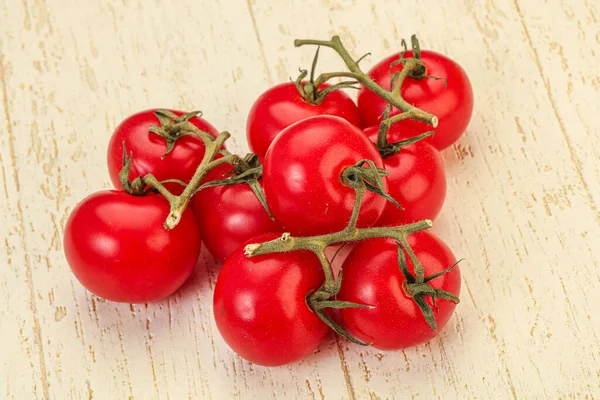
left=64, top=35, right=473, bottom=367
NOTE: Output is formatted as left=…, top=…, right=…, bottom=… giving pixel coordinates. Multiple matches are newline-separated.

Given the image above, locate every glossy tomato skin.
left=213, top=233, right=328, bottom=366
left=338, top=231, right=460, bottom=350
left=192, top=179, right=283, bottom=262
left=357, top=50, right=473, bottom=150
left=364, top=126, right=446, bottom=225
left=64, top=191, right=201, bottom=303
left=247, top=82, right=361, bottom=156
left=263, top=115, right=388, bottom=236
left=107, top=109, right=219, bottom=194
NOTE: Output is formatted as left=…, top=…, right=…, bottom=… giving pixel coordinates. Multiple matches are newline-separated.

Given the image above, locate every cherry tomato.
left=357, top=51, right=473, bottom=150
left=338, top=231, right=460, bottom=349
left=246, top=82, right=361, bottom=156
left=64, top=191, right=201, bottom=303
left=263, top=115, right=388, bottom=236
left=213, top=233, right=328, bottom=366
left=192, top=179, right=283, bottom=262
left=364, top=126, right=446, bottom=225
left=107, top=109, right=219, bottom=194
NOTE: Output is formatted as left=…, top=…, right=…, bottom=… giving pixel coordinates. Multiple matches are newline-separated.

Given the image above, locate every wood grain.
left=1, top=0, right=599, bottom=399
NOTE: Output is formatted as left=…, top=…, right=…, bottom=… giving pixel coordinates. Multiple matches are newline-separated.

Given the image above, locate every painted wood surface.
left=1, top=0, right=599, bottom=398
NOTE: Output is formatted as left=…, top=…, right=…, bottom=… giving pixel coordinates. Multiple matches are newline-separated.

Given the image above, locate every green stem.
left=315, top=251, right=336, bottom=293
left=168, top=133, right=233, bottom=230
left=294, top=36, right=438, bottom=128
left=390, top=61, right=409, bottom=98
left=379, top=109, right=420, bottom=138
left=142, top=131, right=240, bottom=230
left=245, top=184, right=430, bottom=258
left=187, top=124, right=219, bottom=148
left=374, top=103, right=433, bottom=156
left=192, top=152, right=273, bottom=218
left=245, top=219, right=432, bottom=258
left=181, top=131, right=231, bottom=201
left=312, top=71, right=360, bottom=85
left=344, top=186, right=365, bottom=231
left=376, top=105, right=392, bottom=150
left=396, top=234, right=425, bottom=284
left=143, top=175, right=177, bottom=203
left=377, top=130, right=436, bottom=159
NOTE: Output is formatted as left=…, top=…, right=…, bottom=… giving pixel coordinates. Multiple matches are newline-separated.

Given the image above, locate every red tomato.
left=192, top=178, right=283, bottom=262
left=364, top=126, right=446, bottom=225
left=64, top=191, right=201, bottom=303
left=338, top=231, right=460, bottom=349
left=107, top=109, right=219, bottom=194
left=263, top=115, right=388, bottom=236
left=357, top=51, right=473, bottom=150
left=246, top=82, right=361, bottom=156
left=213, top=233, right=328, bottom=366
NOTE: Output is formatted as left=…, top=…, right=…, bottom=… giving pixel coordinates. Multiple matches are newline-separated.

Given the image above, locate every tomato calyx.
left=396, top=242, right=461, bottom=331
left=340, top=159, right=401, bottom=209
left=294, top=46, right=360, bottom=106
left=196, top=152, right=273, bottom=218
left=392, top=34, right=427, bottom=79
left=148, top=109, right=206, bottom=156
left=390, top=34, right=447, bottom=87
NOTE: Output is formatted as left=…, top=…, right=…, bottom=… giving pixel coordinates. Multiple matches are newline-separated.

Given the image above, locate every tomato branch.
left=244, top=178, right=460, bottom=336
left=120, top=110, right=274, bottom=230
left=120, top=124, right=241, bottom=230
left=145, top=131, right=239, bottom=230
left=244, top=214, right=432, bottom=258
left=244, top=184, right=436, bottom=344
left=294, top=36, right=438, bottom=128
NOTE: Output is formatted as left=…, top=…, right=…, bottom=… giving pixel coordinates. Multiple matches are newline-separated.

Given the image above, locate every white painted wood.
left=1, top=0, right=599, bottom=398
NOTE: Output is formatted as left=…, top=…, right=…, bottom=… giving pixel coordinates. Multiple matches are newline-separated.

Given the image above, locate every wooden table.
left=1, top=0, right=599, bottom=398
